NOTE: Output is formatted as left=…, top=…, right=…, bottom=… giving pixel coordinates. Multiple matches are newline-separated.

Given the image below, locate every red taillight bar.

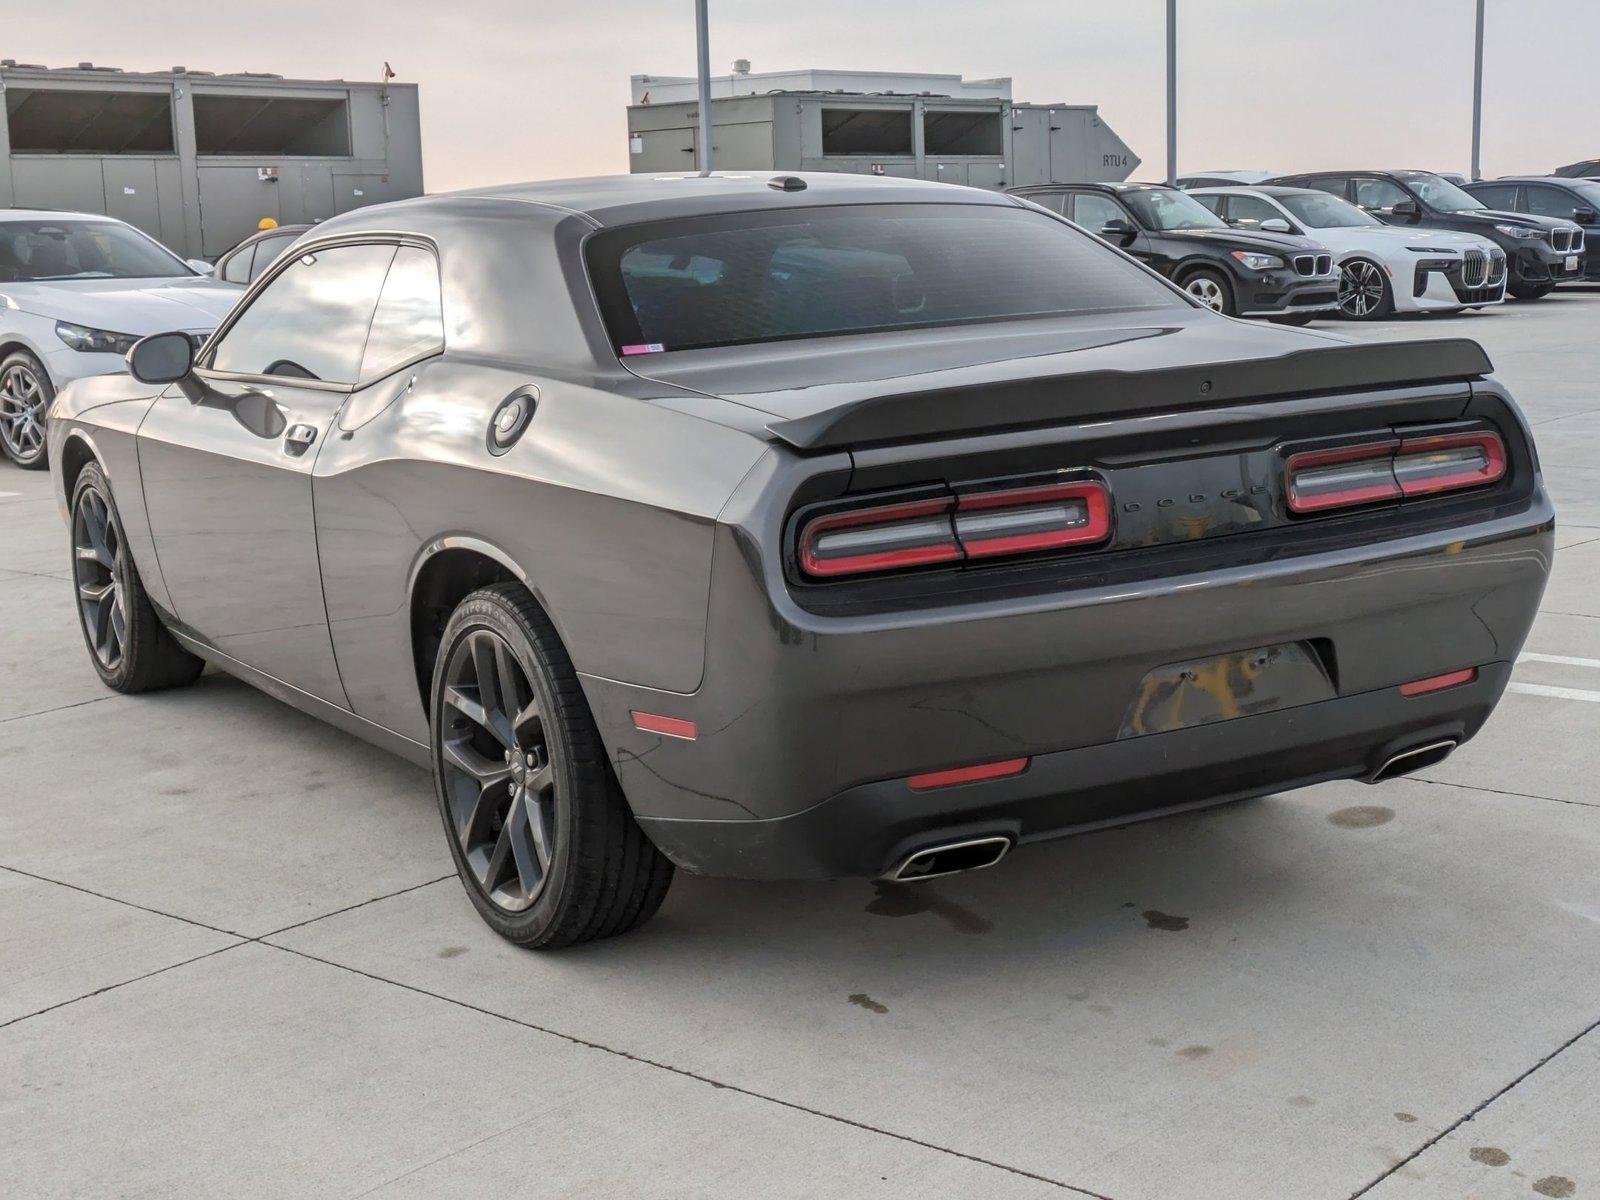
left=1394, top=431, right=1507, bottom=497
left=1398, top=667, right=1477, bottom=697
left=1286, top=429, right=1507, bottom=516
left=956, top=480, right=1111, bottom=558
left=631, top=711, right=699, bottom=740
left=908, top=757, right=1030, bottom=791
left=797, top=478, right=1111, bottom=580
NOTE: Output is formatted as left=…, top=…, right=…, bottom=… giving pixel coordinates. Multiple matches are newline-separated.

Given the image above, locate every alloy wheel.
left=72, top=487, right=126, bottom=671
left=439, top=629, right=556, bottom=912
left=1185, top=276, right=1226, bottom=311
left=0, top=363, right=47, bottom=464
left=1339, top=261, right=1386, bottom=318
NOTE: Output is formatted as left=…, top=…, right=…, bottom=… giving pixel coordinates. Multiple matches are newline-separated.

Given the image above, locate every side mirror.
left=186, top=258, right=215, bottom=276
left=127, top=332, right=206, bottom=402
left=1574, top=208, right=1598, bottom=225
left=1391, top=199, right=1421, bottom=221
left=1260, top=218, right=1292, bottom=233
left=1099, top=217, right=1137, bottom=245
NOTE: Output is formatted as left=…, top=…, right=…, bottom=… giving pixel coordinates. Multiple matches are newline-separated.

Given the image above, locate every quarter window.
left=209, top=243, right=395, bottom=384
left=359, top=246, right=445, bottom=382
left=251, top=233, right=299, bottom=281
left=219, top=245, right=254, bottom=284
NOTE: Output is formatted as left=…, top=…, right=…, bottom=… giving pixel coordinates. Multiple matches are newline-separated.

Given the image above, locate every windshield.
left=0, top=220, right=193, bottom=282
left=1397, top=172, right=1486, bottom=212
left=1277, top=192, right=1383, bottom=229
left=1119, top=187, right=1227, bottom=231
left=1570, top=180, right=1600, bottom=209
left=586, top=203, right=1184, bottom=354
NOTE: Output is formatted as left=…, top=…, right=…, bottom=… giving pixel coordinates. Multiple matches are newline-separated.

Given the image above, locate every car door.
left=137, top=239, right=398, bottom=706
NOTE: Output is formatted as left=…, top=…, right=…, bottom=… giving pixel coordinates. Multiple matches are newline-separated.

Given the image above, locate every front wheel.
left=69, top=462, right=205, bottom=692
left=1509, top=281, right=1555, bottom=301
left=1337, top=258, right=1394, bottom=320
left=430, top=583, right=673, bottom=948
left=0, top=350, right=54, bottom=469
left=1181, top=268, right=1235, bottom=315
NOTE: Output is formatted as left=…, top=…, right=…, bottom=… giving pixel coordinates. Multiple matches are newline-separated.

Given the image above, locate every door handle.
left=284, top=423, right=318, bottom=454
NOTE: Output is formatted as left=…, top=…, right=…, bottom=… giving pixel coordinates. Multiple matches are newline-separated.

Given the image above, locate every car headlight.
left=55, top=321, right=141, bottom=355
left=1230, top=250, right=1285, bottom=270
left=1493, top=224, right=1544, bottom=240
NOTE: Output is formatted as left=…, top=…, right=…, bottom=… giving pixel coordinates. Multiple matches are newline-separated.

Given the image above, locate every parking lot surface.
left=3, top=292, right=1598, bottom=1199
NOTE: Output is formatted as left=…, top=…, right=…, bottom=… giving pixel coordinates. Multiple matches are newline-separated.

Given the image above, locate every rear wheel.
left=1181, top=268, right=1235, bottom=315
left=430, top=583, right=673, bottom=948
left=0, top=350, right=53, bottom=469
left=69, top=462, right=205, bottom=692
left=1337, top=258, right=1393, bottom=320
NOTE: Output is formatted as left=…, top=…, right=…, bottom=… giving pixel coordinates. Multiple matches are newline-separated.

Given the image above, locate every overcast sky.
left=11, top=0, right=1599, bottom=191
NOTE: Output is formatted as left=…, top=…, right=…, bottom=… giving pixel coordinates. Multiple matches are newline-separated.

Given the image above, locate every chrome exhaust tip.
left=1369, top=738, right=1458, bottom=784
left=887, top=836, right=1011, bottom=883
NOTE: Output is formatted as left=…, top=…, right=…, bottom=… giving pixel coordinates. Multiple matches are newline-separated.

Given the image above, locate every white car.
left=1189, top=186, right=1507, bottom=320
left=0, top=211, right=239, bottom=468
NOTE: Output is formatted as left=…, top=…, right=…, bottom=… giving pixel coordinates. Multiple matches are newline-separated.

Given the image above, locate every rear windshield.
left=586, top=203, right=1181, bottom=355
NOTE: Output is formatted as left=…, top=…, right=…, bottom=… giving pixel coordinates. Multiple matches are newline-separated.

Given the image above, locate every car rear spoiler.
left=764, top=338, right=1494, bottom=452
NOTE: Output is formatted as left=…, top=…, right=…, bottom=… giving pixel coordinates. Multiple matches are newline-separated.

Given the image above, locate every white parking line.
left=1507, top=682, right=1600, bottom=704
left=1519, top=651, right=1600, bottom=670
left=0, top=491, right=21, bottom=499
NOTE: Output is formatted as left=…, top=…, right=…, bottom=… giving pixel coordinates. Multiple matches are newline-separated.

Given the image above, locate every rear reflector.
left=1286, top=429, right=1506, bottom=516
left=907, top=757, right=1030, bottom=791
left=630, top=711, right=698, bottom=740
left=1398, top=667, right=1477, bottom=697
left=797, top=477, right=1110, bottom=580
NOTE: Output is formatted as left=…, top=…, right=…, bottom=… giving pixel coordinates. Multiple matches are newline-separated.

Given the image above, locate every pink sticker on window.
left=620, top=343, right=666, bottom=356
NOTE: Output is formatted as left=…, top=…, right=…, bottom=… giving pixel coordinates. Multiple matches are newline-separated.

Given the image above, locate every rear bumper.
left=635, top=661, right=1511, bottom=880
left=582, top=475, right=1553, bottom=879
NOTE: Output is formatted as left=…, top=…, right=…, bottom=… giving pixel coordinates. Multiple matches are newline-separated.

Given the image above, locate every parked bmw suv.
left=1264, top=170, right=1584, bottom=300
left=1462, top=177, right=1599, bottom=283
left=1009, top=182, right=1338, bottom=321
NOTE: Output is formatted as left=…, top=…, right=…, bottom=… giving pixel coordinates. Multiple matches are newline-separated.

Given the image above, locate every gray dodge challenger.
left=47, top=173, right=1552, bottom=947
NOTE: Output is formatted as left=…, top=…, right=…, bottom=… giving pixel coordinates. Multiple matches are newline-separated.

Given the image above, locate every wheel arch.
left=58, top=431, right=101, bottom=507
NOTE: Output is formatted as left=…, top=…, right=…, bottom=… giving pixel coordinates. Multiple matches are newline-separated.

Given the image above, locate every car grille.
left=1462, top=249, right=1487, bottom=288
left=1293, top=253, right=1333, bottom=277
left=1551, top=227, right=1578, bottom=253
left=1488, top=249, right=1507, bottom=284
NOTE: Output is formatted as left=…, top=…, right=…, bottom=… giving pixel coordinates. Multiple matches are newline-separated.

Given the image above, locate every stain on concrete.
left=865, top=882, right=993, bottom=934
left=1394, top=1112, right=1419, bottom=1124
left=1147, top=1037, right=1170, bottom=1048
left=160, top=786, right=194, bottom=797
left=1177, top=1045, right=1213, bottom=1060
left=1142, top=909, right=1190, bottom=931
left=435, top=946, right=468, bottom=959
left=1533, top=1177, right=1575, bottom=1198
left=1287, top=1095, right=1316, bottom=1108
left=1328, top=805, right=1395, bottom=828
left=1470, top=1147, right=1511, bottom=1167
left=848, top=993, right=888, bottom=1015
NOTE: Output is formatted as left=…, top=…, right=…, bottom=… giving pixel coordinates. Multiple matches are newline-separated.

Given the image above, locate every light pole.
left=695, top=0, right=713, bottom=175
left=1470, top=0, right=1485, bottom=180
left=1165, top=0, right=1177, bottom=185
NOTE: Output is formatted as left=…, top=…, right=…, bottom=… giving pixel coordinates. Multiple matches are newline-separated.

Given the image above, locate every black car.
left=1554, top=158, right=1600, bottom=179
left=1265, top=170, right=1584, bottom=299
left=1462, top=177, right=1599, bottom=282
left=1009, top=183, right=1338, bottom=321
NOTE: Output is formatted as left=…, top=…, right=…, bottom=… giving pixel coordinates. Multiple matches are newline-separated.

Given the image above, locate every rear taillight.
left=1285, top=429, right=1506, bottom=516
left=797, top=478, right=1110, bottom=580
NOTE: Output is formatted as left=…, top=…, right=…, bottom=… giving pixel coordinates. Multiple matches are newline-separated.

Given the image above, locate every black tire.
left=430, top=583, right=673, bottom=948
left=1180, top=267, right=1235, bottom=316
left=0, top=349, right=54, bottom=469
left=69, top=462, right=205, bottom=693
left=1508, top=281, right=1555, bottom=301
left=1269, top=312, right=1317, bottom=326
left=1336, top=258, right=1394, bottom=320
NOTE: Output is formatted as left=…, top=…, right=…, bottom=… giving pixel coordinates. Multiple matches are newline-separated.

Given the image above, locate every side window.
left=1305, top=175, right=1350, bottom=199
left=219, top=244, right=254, bottom=284
left=1071, top=193, right=1127, bottom=233
left=1470, top=184, right=1519, bottom=210
left=209, top=243, right=396, bottom=384
left=250, top=234, right=298, bottom=281
left=1190, top=193, right=1224, bottom=215
left=1354, top=177, right=1409, bottom=212
left=1026, top=192, right=1069, bottom=216
left=1224, top=195, right=1285, bottom=230
left=359, top=247, right=445, bottom=382
left=1524, top=185, right=1575, bottom=219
